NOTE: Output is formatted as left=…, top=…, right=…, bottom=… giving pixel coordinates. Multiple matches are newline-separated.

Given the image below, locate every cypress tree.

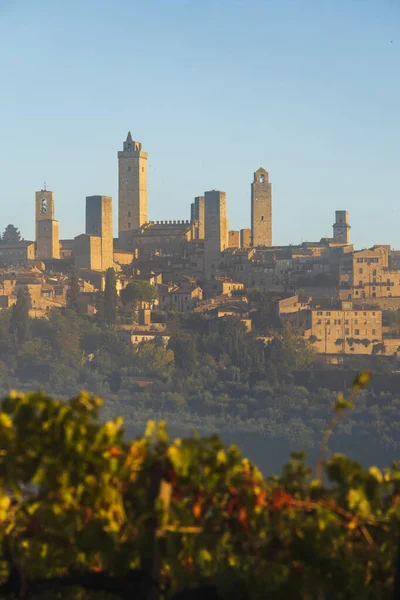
left=104, top=268, right=118, bottom=325
left=9, top=286, right=30, bottom=343
left=67, top=271, right=80, bottom=311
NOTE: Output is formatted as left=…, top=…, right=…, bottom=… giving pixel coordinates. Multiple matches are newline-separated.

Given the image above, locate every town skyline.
left=1, top=1, right=399, bottom=248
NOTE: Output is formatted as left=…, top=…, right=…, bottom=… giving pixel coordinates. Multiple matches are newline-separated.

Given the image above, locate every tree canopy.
left=1, top=224, right=21, bottom=244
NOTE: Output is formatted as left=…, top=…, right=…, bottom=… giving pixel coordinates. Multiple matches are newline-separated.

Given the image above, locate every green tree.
left=168, top=331, right=197, bottom=375
left=120, top=280, right=158, bottom=309
left=103, top=268, right=118, bottom=325
left=2, top=223, right=21, bottom=244
left=66, top=270, right=80, bottom=311
left=9, top=286, right=30, bottom=343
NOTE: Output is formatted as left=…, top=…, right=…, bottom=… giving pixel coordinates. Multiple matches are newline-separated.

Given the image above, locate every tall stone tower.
left=204, top=190, right=228, bottom=279
left=86, top=195, right=113, bottom=270
left=35, top=188, right=60, bottom=259
left=333, top=210, right=351, bottom=244
left=190, top=196, right=205, bottom=239
left=251, top=168, right=272, bottom=247
left=118, top=132, right=148, bottom=236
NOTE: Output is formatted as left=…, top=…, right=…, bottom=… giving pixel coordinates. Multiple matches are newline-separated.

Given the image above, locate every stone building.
left=339, top=246, right=400, bottom=302
left=306, top=302, right=382, bottom=355
left=118, top=132, right=148, bottom=236
left=251, top=168, right=272, bottom=247
left=190, top=196, right=205, bottom=239
left=204, top=190, right=228, bottom=279
left=74, top=196, right=113, bottom=272
left=240, top=228, right=251, bottom=248
left=35, top=189, right=60, bottom=260
left=119, top=220, right=195, bottom=259
left=228, top=230, right=240, bottom=248
left=0, top=241, right=35, bottom=266
left=333, top=210, right=351, bottom=244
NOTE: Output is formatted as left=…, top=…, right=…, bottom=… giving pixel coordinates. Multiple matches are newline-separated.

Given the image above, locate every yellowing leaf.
left=348, top=488, right=370, bottom=518
left=369, top=466, right=383, bottom=483
left=216, top=450, right=227, bottom=465
left=0, top=413, right=12, bottom=429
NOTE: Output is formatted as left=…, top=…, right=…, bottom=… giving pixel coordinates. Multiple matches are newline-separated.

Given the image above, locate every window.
left=338, top=319, right=341, bottom=325
left=326, top=311, right=331, bottom=316
left=363, top=312, right=367, bottom=316
left=373, top=269, right=377, bottom=276
left=355, top=329, right=360, bottom=335
left=355, top=319, right=358, bottom=324
left=357, top=258, right=363, bottom=263
left=317, top=311, right=323, bottom=316
left=387, top=287, right=390, bottom=291
left=317, top=319, right=321, bottom=325
left=260, top=174, right=265, bottom=183
left=372, top=329, right=376, bottom=335
left=359, top=268, right=363, bottom=274
left=261, top=216, right=264, bottom=221
left=372, top=312, right=376, bottom=316
left=345, top=328, right=350, bottom=335
left=326, top=319, right=330, bottom=325
left=128, top=211, right=131, bottom=217
left=355, top=312, right=358, bottom=316
left=345, top=319, right=349, bottom=324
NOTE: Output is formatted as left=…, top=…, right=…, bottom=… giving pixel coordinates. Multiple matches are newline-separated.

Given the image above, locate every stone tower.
left=190, top=196, right=205, bottom=239
left=86, top=195, right=113, bottom=270
left=333, top=210, right=351, bottom=244
left=35, top=188, right=60, bottom=259
left=204, top=190, right=228, bottom=279
left=251, top=168, right=272, bottom=247
left=118, top=132, right=148, bottom=236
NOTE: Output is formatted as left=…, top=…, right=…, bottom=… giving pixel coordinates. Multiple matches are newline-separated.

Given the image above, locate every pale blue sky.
left=0, top=0, right=399, bottom=247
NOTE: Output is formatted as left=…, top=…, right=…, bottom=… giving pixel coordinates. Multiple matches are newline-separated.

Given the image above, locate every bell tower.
left=35, top=186, right=59, bottom=259
left=118, top=131, right=148, bottom=237
left=333, top=210, right=351, bottom=244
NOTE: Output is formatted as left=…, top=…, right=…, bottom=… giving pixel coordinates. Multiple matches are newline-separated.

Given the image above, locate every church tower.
left=333, top=210, right=351, bottom=244
left=118, top=132, right=148, bottom=236
left=35, top=187, right=60, bottom=259
left=251, top=168, right=272, bottom=247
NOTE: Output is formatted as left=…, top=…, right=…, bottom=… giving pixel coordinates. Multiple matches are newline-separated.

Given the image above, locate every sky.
left=0, top=0, right=399, bottom=248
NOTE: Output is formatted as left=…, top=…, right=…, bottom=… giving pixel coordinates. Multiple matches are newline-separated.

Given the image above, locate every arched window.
left=259, top=174, right=265, bottom=183
left=41, top=199, right=47, bottom=214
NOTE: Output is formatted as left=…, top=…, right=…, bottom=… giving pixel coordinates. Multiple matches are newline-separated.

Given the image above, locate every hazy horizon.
left=1, top=0, right=399, bottom=248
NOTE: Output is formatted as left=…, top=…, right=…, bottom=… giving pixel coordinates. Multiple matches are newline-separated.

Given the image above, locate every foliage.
left=0, top=379, right=399, bottom=599
left=120, top=281, right=158, bottom=309
left=9, top=286, right=30, bottom=343
left=167, top=333, right=197, bottom=375
left=67, top=270, right=80, bottom=311
left=103, top=268, right=119, bottom=325
left=1, top=224, right=21, bottom=244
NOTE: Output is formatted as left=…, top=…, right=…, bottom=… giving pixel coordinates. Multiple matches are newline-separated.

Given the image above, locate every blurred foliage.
left=0, top=379, right=399, bottom=599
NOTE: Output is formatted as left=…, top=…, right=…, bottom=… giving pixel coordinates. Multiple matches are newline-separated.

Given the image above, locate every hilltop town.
left=1, top=131, right=400, bottom=362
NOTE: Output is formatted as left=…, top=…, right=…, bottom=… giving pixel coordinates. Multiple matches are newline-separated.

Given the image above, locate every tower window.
left=259, top=174, right=265, bottom=183
left=41, top=199, right=47, bottom=215
left=261, top=216, right=264, bottom=221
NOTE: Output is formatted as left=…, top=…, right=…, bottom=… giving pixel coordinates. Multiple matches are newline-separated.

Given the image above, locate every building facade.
left=204, top=190, right=228, bottom=279
left=118, top=132, right=148, bottom=236
left=191, top=196, right=205, bottom=239
left=85, top=195, right=113, bottom=271
left=251, top=168, right=272, bottom=247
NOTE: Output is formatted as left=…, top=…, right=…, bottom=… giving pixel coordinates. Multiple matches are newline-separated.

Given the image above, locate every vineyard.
left=0, top=373, right=399, bottom=599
